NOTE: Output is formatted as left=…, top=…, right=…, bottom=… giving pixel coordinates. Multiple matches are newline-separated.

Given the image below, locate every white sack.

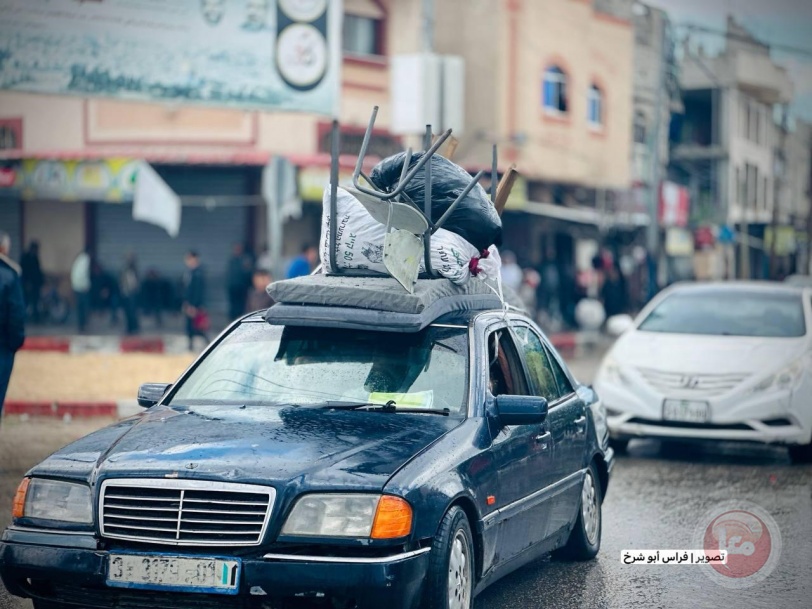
left=320, top=187, right=498, bottom=286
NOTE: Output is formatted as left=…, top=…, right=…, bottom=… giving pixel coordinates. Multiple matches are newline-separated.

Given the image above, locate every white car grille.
left=636, top=368, right=747, bottom=397
left=100, top=479, right=275, bottom=546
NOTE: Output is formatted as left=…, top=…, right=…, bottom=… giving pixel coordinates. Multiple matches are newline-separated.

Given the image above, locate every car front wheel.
left=423, top=505, right=475, bottom=609
left=555, top=462, right=602, bottom=561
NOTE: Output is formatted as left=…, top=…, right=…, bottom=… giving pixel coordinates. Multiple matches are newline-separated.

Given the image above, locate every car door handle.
left=534, top=431, right=551, bottom=449
left=574, top=416, right=586, bottom=425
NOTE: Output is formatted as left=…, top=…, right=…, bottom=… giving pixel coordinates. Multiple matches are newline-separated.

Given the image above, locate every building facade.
left=0, top=0, right=410, bottom=313
left=670, top=17, right=794, bottom=279
left=0, top=0, right=638, bottom=315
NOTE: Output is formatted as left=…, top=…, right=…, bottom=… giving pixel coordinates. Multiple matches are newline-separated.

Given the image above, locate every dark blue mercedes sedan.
left=0, top=283, right=613, bottom=609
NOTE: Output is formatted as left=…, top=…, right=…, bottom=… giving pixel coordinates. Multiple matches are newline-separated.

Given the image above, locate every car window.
left=513, top=326, right=562, bottom=401
left=487, top=330, right=528, bottom=397
left=638, top=289, right=806, bottom=338
left=170, top=323, right=469, bottom=414
left=545, top=345, right=574, bottom=398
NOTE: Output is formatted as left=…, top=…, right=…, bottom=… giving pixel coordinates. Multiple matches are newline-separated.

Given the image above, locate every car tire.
left=609, top=438, right=629, bottom=454
left=423, top=505, right=475, bottom=609
left=788, top=443, right=812, bottom=464
left=555, top=462, right=602, bottom=561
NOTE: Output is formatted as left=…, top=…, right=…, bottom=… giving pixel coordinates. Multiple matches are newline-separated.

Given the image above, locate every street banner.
left=659, top=181, right=690, bottom=227
left=133, top=162, right=181, bottom=238
left=0, top=0, right=341, bottom=115
left=9, top=158, right=139, bottom=202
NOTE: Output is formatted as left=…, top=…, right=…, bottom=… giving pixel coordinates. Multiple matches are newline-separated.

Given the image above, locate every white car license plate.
left=106, top=554, right=240, bottom=595
left=663, top=399, right=710, bottom=423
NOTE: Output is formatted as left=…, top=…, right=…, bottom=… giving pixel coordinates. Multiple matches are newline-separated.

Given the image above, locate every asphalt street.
left=2, top=353, right=811, bottom=609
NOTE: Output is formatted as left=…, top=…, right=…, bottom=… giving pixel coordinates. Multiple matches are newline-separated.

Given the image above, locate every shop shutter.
left=94, top=203, right=249, bottom=315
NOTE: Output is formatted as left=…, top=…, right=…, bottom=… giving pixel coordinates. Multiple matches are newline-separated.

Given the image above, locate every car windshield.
left=638, top=289, right=807, bottom=338
left=169, top=322, right=469, bottom=414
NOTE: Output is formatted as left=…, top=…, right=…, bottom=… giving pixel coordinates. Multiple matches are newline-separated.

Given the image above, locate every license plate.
left=107, top=554, right=241, bottom=595
left=663, top=399, right=710, bottom=423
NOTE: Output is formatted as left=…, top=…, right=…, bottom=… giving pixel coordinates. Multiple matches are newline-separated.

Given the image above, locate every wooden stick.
left=440, top=136, right=459, bottom=160
left=494, top=164, right=519, bottom=216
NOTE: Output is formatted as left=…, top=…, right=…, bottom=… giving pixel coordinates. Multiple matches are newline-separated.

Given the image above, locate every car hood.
left=30, top=405, right=460, bottom=491
left=611, top=331, right=809, bottom=375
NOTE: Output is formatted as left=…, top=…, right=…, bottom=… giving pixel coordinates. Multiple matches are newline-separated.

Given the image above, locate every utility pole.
left=646, top=11, right=670, bottom=299
left=421, top=0, right=434, bottom=53
left=769, top=104, right=789, bottom=279
left=647, top=12, right=668, bottom=290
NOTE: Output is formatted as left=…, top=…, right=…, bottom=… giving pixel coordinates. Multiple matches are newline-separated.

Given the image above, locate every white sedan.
left=595, top=282, right=812, bottom=463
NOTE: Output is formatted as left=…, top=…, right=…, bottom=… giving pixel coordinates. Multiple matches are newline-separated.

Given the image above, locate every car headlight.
left=281, top=494, right=412, bottom=539
left=12, top=478, right=92, bottom=524
left=598, top=357, right=630, bottom=386
left=750, top=360, right=805, bottom=394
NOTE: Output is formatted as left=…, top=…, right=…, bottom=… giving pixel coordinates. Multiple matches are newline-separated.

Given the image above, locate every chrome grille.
left=637, top=368, right=747, bottom=397
left=100, top=479, right=275, bottom=546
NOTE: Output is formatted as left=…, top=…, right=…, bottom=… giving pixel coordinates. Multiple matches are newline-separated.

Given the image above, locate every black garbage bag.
left=369, top=152, right=502, bottom=251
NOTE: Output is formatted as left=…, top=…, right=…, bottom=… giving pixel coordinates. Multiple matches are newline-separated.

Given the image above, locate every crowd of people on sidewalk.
left=11, top=240, right=319, bottom=350
left=501, top=246, right=649, bottom=333
left=2, top=231, right=645, bottom=365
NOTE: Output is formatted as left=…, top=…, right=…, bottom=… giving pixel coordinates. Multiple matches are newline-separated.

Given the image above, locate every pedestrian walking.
left=20, top=241, right=44, bottom=323
left=226, top=242, right=253, bottom=320
left=286, top=244, right=318, bottom=279
left=182, top=251, right=208, bottom=351
left=0, top=231, right=25, bottom=421
left=500, top=251, right=523, bottom=292
left=119, top=254, right=140, bottom=335
left=70, top=249, right=91, bottom=333
left=246, top=268, right=275, bottom=312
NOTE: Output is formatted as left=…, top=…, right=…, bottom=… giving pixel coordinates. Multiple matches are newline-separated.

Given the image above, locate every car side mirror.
left=496, top=395, right=548, bottom=426
left=606, top=314, right=635, bottom=337
left=137, top=383, right=172, bottom=408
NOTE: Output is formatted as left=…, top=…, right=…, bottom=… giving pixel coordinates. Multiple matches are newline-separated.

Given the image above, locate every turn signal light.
left=370, top=496, right=413, bottom=539
left=12, top=478, right=30, bottom=519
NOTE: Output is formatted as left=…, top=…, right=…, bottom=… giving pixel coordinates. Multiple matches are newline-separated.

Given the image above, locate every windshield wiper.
left=319, top=400, right=450, bottom=416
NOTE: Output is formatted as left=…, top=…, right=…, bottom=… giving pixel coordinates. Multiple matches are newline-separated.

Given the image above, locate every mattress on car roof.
left=266, top=274, right=503, bottom=316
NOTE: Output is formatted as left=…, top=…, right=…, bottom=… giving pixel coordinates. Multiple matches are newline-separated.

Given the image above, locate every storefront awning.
left=517, top=201, right=650, bottom=228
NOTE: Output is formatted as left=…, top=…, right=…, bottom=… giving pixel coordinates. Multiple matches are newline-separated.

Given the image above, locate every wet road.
left=476, top=439, right=812, bottom=609
left=2, top=353, right=811, bottom=608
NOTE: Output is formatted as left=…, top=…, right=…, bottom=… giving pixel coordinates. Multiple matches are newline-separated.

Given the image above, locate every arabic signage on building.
left=0, top=0, right=341, bottom=115
left=8, top=159, right=139, bottom=202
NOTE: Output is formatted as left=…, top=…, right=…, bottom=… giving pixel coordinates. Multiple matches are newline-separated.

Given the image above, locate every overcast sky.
left=648, top=0, right=812, bottom=122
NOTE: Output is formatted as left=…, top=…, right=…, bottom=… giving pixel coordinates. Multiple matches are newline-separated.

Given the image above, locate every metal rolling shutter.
left=94, top=203, right=249, bottom=315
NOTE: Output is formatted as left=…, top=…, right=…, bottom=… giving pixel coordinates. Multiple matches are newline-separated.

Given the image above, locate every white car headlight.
left=18, top=478, right=92, bottom=524
left=281, top=493, right=412, bottom=539
left=598, top=357, right=630, bottom=386
left=751, top=359, right=805, bottom=394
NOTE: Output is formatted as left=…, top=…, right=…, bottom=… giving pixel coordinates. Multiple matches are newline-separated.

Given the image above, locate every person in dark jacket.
left=0, top=231, right=25, bottom=420
left=182, top=251, right=208, bottom=351
left=20, top=241, right=44, bottom=323
left=119, top=254, right=140, bottom=335
left=226, top=242, right=253, bottom=320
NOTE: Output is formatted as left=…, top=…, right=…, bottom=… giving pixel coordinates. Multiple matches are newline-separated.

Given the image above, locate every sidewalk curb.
left=21, top=336, right=191, bottom=355
left=4, top=400, right=142, bottom=419
left=21, top=333, right=596, bottom=355
left=4, top=400, right=119, bottom=418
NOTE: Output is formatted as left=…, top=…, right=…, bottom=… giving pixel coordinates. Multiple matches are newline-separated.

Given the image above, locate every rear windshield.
left=170, top=323, right=469, bottom=414
left=638, top=290, right=807, bottom=338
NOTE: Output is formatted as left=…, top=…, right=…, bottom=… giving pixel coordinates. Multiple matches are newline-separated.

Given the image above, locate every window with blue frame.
left=587, top=83, right=603, bottom=127
left=543, top=66, right=568, bottom=114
